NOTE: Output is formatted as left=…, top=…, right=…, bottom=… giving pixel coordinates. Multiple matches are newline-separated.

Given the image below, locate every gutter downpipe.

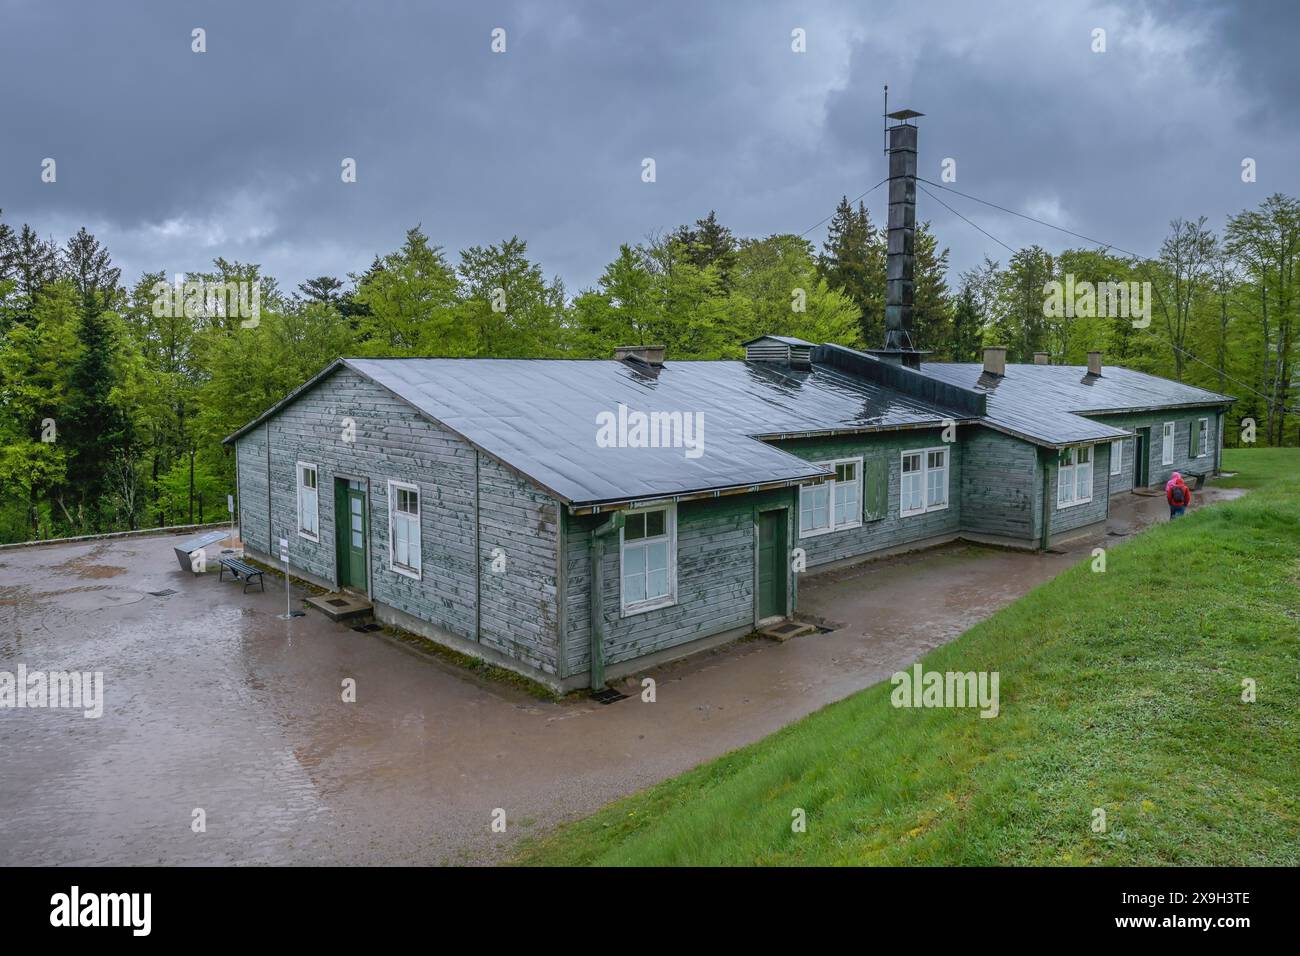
left=1040, top=448, right=1053, bottom=551
left=589, top=511, right=625, bottom=690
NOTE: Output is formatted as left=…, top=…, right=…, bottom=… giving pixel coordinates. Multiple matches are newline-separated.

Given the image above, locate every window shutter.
left=863, top=457, right=888, bottom=521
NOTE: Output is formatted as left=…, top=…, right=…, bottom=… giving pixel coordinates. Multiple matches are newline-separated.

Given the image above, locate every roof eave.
left=567, top=471, right=831, bottom=515
left=751, top=418, right=982, bottom=442
left=976, top=420, right=1129, bottom=450
left=1078, top=398, right=1237, bottom=416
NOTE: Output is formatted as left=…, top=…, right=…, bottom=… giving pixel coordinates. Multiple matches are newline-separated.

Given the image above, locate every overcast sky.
left=2, top=0, right=1295, bottom=295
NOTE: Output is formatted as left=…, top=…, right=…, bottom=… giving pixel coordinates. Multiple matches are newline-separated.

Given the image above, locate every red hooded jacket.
left=1166, top=479, right=1192, bottom=507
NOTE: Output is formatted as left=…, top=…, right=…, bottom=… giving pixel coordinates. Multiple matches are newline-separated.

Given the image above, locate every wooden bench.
left=219, top=557, right=265, bottom=593
left=1181, top=470, right=1207, bottom=490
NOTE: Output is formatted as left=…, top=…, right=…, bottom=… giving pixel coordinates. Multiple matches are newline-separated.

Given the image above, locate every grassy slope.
left=517, top=448, right=1300, bottom=866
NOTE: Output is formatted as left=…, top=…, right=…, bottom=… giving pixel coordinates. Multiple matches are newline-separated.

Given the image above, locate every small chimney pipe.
left=1033, top=352, right=1050, bottom=365
left=983, top=346, right=1007, bottom=377
left=1086, top=351, right=1102, bottom=376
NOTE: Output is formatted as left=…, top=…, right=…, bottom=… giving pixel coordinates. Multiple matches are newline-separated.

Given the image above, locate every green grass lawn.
left=516, top=448, right=1300, bottom=866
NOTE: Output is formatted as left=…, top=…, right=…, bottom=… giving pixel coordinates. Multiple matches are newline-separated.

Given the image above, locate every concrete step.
left=305, top=591, right=373, bottom=623
left=757, top=619, right=820, bottom=642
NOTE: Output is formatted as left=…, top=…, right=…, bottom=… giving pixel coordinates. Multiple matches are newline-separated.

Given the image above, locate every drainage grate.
left=351, top=622, right=382, bottom=633
left=590, top=687, right=628, bottom=705
left=767, top=621, right=804, bottom=637
left=147, top=589, right=177, bottom=597
left=326, top=598, right=350, bottom=607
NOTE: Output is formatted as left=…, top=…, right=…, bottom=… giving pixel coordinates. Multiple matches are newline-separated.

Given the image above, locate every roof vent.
left=1033, top=352, right=1050, bottom=365
left=743, top=335, right=813, bottom=370
left=614, top=345, right=665, bottom=368
left=1086, top=351, right=1102, bottom=377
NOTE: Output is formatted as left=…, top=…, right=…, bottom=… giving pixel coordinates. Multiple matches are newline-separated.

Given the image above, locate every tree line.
left=1, top=193, right=1295, bottom=542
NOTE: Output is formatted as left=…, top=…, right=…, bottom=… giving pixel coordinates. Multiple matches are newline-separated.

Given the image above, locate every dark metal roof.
left=223, top=357, right=973, bottom=507
left=918, top=362, right=1234, bottom=446
left=222, top=350, right=1235, bottom=508
left=345, top=358, right=972, bottom=507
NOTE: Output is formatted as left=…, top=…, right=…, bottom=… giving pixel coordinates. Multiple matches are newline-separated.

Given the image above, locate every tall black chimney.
left=869, top=104, right=928, bottom=371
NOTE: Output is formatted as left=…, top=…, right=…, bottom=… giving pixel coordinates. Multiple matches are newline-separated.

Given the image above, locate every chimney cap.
left=982, top=345, right=1008, bottom=378
left=886, top=108, right=924, bottom=121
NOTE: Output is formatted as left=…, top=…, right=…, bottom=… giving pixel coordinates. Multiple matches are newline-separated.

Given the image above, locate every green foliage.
left=817, top=196, right=883, bottom=344
left=351, top=227, right=464, bottom=355
left=815, top=199, right=951, bottom=354
left=0, top=192, right=1296, bottom=542
left=729, top=235, right=861, bottom=349
left=457, top=236, right=567, bottom=357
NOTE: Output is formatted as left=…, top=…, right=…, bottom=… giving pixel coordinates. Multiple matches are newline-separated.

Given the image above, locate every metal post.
left=278, top=531, right=304, bottom=620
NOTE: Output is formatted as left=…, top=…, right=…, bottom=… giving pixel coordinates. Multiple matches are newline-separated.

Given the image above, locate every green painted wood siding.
left=1087, top=408, right=1220, bottom=489
left=1047, top=441, right=1111, bottom=535
left=959, top=427, right=1039, bottom=540
left=773, top=428, right=964, bottom=567
left=1107, top=436, right=1135, bottom=495
left=563, top=489, right=793, bottom=676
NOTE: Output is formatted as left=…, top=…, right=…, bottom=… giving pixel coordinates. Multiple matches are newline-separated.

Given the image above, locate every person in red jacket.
left=1166, top=472, right=1192, bottom=519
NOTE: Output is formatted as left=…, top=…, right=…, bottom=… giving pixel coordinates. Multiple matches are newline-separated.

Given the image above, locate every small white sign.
left=279, top=554, right=288, bottom=563
left=278, top=537, right=288, bottom=551
left=227, top=495, right=235, bottom=513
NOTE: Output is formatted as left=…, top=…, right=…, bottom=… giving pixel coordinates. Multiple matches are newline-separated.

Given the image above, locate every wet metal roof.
left=223, top=351, right=1233, bottom=509
left=343, top=358, right=973, bottom=507
left=918, top=362, right=1234, bottom=446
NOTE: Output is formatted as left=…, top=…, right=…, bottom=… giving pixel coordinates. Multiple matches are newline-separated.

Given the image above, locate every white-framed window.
left=1194, top=417, right=1209, bottom=458
left=1057, top=445, right=1094, bottom=508
left=1161, top=421, right=1175, bottom=465
left=621, top=504, right=676, bottom=615
left=1110, top=439, right=1124, bottom=476
left=387, top=479, right=422, bottom=579
left=900, top=447, right=949, bottom=517
left=800, top=483, right=830, bottom=536
left=296, top=462, right=319, bottom=540
left=799, top=457, right=863, bottom=537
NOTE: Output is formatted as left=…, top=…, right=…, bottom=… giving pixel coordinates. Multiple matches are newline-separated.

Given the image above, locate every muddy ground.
left=0, top=486, right=1242, bottom=865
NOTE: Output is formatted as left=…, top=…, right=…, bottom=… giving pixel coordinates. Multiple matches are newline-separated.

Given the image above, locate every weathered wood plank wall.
left=773, top=427, right=967, bottom=565
left=960, top=427, right=1039, bottom=540
left=234, top=366, right=561, bottom=675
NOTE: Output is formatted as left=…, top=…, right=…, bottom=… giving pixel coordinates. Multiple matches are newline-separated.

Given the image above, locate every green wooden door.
left=757, top=510, right=787, bottom=620
left=1133, top=429, right=1149, bottom=487
left=336, top=484, right=367, bottom=592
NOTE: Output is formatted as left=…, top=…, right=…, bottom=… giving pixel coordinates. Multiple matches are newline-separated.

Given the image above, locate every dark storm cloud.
left=0, top=0, right=1295, bottom=294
